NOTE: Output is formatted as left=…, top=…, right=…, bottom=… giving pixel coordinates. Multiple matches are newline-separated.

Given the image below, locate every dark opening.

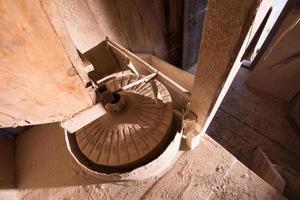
left=241, top=8, right=273, bottom=68
left=111, top=93, right=121, bottom=104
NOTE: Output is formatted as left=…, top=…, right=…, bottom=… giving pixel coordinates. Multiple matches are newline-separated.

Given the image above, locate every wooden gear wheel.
left=70, top=72, right=173, bottom=170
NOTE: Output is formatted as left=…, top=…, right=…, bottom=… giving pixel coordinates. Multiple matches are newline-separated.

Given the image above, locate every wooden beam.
left=61, top=103, right=106, bottom=133
left=137, top=54, right=194, bottom=91
left=187, top=0, right=260, bottom=148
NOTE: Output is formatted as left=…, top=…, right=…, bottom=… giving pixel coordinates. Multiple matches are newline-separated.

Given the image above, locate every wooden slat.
left=0, top=0, right=92, bottom=127
left=61, top=103, right=106, bottom=133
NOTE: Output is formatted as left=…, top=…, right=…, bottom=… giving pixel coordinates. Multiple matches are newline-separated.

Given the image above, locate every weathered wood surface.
left=188, top=0, right=260, bottom=146
left=247, top=7, right=300, bottom=101
left=137, top=54, right=194, bottom=92
left=61, top=103, right=106, bottom=133
left=56, top=0, right=168, bottom=59
left=16, top=123, right=285, bottom=200
left=55, top=0, right=105, bottom=54
left=0, top=0, right=92, bottom=127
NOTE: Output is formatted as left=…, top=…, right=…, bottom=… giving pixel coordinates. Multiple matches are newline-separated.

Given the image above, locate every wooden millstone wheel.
left=73, top=72, right=173, bottom=170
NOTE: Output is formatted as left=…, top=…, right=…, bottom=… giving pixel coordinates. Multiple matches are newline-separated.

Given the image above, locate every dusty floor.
left=13, top=125, right=283, bottom=200
left=0, top=68, right=297, bottom=200
left=207, top=67, right=300, bottom=199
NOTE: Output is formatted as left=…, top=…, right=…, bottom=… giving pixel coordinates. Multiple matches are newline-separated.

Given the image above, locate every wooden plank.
left=250, top=147, right=286, bottom=193
left=247, top=7, right=300, bottom=101
left=0, top=0, right=92, bottom=127
left=137, top=54, right=194, bottom=91
left=55, top=0, right=105, bottom=54
left=187, top=0, right=260, bottom=148
left=61, top=103, right=106, bottom=133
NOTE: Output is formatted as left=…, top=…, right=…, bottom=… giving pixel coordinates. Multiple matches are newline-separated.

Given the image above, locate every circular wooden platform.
left=74, top=73, right=173, bottom=169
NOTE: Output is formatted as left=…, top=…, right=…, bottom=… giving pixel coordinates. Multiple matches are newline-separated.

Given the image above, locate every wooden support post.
left=185, top=0, right=261, bottom=149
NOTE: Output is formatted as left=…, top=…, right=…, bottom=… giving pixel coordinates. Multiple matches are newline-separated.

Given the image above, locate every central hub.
left=105, top=92, right=125, bottom=113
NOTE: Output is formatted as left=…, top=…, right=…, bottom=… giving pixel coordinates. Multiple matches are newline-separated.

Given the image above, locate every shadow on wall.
left=0, top=127, right=29, bottom=189
left=0, top=136, right=16, bottom=189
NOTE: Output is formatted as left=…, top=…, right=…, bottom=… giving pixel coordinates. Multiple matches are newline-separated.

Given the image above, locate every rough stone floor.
left=207, top=67, right=300, bottom=200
